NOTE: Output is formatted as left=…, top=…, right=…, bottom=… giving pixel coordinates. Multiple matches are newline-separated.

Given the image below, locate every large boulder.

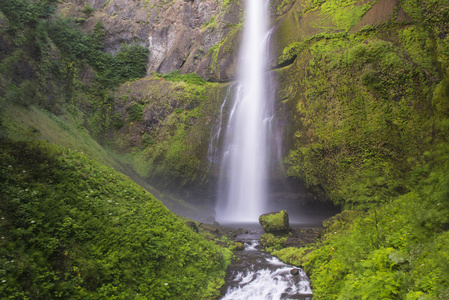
left=259, top=210, right=291, bottom=234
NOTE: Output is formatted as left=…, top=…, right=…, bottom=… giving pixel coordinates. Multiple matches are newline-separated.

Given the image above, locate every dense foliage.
left=274, top=149, right=449, bottom=298
left=271, top=0, right=449, bottom=298
left=45, top=18, right=149, bottom=88
left=0, top=139, right=231, bottom=299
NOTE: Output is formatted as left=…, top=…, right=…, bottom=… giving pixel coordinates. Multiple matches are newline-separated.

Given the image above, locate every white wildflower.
left=164, top=283, right=168, bottom=286
left=31, top=220, right=35, bottom=224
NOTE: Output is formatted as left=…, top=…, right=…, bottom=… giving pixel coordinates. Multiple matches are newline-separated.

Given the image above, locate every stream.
left=219, top=224, right=313, bottom=300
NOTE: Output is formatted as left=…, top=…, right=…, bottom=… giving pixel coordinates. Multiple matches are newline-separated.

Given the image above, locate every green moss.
left=281, top=26, right=440, bottom=206
left=159, top=70, right=206, bottom=85
left=109, top=77, right=227, bottom=188
left=272, top=246, right=314, bottom=267
left=319, top=0, right=375, bottom=31
left=208, top=23, right=242, bottom=79
left=259, top=210, right=290, bottom=233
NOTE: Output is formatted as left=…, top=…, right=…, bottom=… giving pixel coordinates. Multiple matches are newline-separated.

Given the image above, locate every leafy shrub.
left=82, top=3, right=94, bottom=16
left=260, top=233, right=288, bottom=252
left=5, top=80, right=37, bottom=107
left=45, top=19, right=149, bottom=88
left=112, top=112, right=124, bottom=129
left=126, top=102, right=145, bottom=122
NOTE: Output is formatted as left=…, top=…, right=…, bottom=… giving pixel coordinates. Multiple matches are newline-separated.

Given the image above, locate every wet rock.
left=202, top=224, right=219, bottom=234
left=185, top=220, right=198, bottom=233
left=290, top=268, right=299, bottom=275
left=233, top=242, right=244, bottom=251
left=259, top=210, right=291, bottom=234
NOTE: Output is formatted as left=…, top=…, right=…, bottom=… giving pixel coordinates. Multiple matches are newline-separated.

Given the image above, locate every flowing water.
left=220, top=224, right=313, bottom=300
left=211, top=0, right=314, bottom=298
left=215, top=0, right=272, bottom=222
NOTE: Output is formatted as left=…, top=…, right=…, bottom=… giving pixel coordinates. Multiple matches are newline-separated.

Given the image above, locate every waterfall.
left=216, top=0, right=272, bottom=223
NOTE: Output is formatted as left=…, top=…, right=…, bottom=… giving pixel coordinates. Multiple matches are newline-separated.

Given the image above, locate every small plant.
left=82, top=3, right=94, bottom=16
left=126, top=102, right=145, bottom=121
left=260, top=233, right=287, bottom=252
left=113, top=112, right=124, bottom=129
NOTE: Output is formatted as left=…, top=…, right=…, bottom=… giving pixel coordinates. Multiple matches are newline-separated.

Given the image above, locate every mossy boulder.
left=259, top=210, right=291, bottom=234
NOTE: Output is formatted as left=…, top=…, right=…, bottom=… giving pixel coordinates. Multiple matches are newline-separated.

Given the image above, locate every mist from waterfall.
left=215, top=0, right=272, bottom=222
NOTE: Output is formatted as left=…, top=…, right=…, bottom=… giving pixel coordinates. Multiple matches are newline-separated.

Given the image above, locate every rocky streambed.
left=197, top=222, right=322, bottom=299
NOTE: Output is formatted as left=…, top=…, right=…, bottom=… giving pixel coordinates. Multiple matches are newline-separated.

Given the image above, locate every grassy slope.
left=272, top=0, right=449, bottom=299
left=0, top=138, right=231, bottom=299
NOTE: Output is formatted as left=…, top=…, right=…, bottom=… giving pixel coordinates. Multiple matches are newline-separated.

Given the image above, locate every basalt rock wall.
left=56, top=0, right=244, bottom=81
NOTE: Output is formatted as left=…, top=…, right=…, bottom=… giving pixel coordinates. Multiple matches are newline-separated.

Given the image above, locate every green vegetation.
left=125, top=102, right=145, bottom=122
left=108, top=75, right=229, bottom=189
left=281, top=2, right=448, bottom=207
left=45, top=19, right=149, bottom=88
left=259, top=210, right=291, bottom=233
left=260, top=233, right=288, bottom=252
left=202, top=16, right=217, bottom=30
left=274, top=156, right=449, bottom=299
left=2, top=0, right=449, bottom=298
left=0, top=139, right=231, bottom=299
left=207, top=23, right=242, bottom=79
left=273, top=0, right=449, bottom=298
left=159, top=70, right=206, bottom=85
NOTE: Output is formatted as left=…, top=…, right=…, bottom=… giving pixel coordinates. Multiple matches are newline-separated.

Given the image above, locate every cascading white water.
left=220, top=236, right=313, bottom=300
left=215, top=0, right=271, bottom=222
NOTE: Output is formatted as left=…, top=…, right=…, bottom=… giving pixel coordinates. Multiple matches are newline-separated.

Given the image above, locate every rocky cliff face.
left=56, top=0, right=243, bottom=81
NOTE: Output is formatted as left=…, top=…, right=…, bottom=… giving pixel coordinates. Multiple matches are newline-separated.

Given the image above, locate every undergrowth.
left=274, top=145, right=449, bottom=298
left=0, top=139, right=231, bottom=299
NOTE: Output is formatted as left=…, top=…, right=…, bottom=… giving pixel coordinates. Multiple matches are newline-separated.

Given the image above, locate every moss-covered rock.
left=259, top=210, right=291, bottom=234
left=108, top=76, right=231, bottom=190
left=275, top=0, right=449, bottom=207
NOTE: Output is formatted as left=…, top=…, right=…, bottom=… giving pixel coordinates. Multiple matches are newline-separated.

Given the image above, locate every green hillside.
left=0, top=139, right=231, bottom=299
